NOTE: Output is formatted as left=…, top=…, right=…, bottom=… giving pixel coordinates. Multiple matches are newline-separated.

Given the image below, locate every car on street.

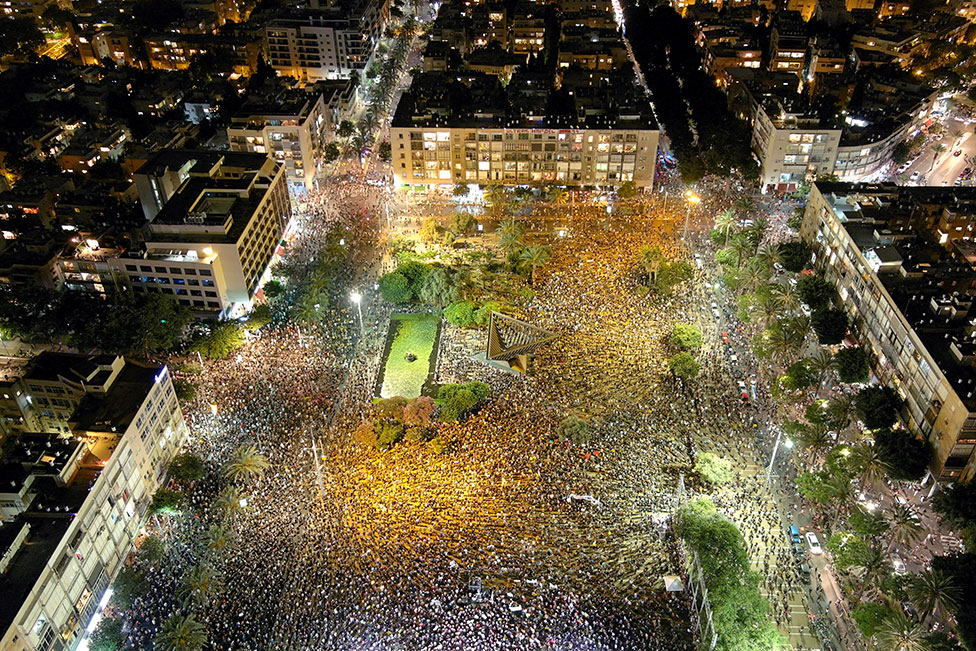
left=891, top=554, right=907, bottom=574
left=788, top=525, right=802, bottom=544
left=910, top=171, right=921, bottom=182
left=799, top=563, right=811, bottom=582
left=955, top=149, right=963, bottom=156
left=806, top=531, right=824, bottom=555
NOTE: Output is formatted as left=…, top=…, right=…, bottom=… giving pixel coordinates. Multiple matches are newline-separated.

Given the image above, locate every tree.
left=669, top=351, right=701, bottom=380
left=932, top=481, right=976, bottom=529
left=695, top=452, right=734, bottom=485
left=655, top=261, right=693, bottom=294
left=714, top=209, right=737, bottom=246
left=337, top=120, right=356, bottom=138
left=223, top=445, right=269, bottom=483
left=168, top=453, right=205, bottom=484
left=205, top=523, right=235, bottom=552
left=875, top=429, right=930, bottom=481
left=416, top=267, right=458, bottom=306
left=0, top=17, right=44, bottom=56
left=670, top=324, right=703, bottom=349
left=244, top=304, right=272, bottom=332
left=892, top=140, right=912, bottom=166
left=826, top=532, right=876, bottom=571
left=41, top=5, right=75, bottom=29
left=154, top=613, right=207, bottom=651
left=835, top=346, right=871, bottom=384
left=779, top=240, right=812, bottom=272
left=453, top=183, right=470, bottom=197
left=137, top=536, right=166, bottom=566
left=437, top=381, right=489, bottom=421
left=402, top=396, right=436, bottom=427
left=379, top=271, right=412, bottom=303
left=190, top=322, right=246, bottom=359
left=324, top=142, right=341, bottom=163
left=444, top=300, right=476, bottom=327
left=849, top=504, right=890, bottom=538
left=378, top=140, right=392, bottom=161
left=88, top=615, right=124, bottom=651
left=852, top=602, right=897, bottom=638
left=173, top=378, right=197, bottom=403
left=887, top=503, right=924, bottom=550
left=617, top=180, right=638, bottom=199
left=179, top=564, right=224, bottom=607
left=855, top=386, right=902, bottom=430
left=149, top=488, right=184, bottom=515
left=556, top=415, right=591, bottom=444
left=111, top=566, right=149, bottom=609
left=519, top=246, right=551, bottom=286
left=796, top=275, right=835, bottom=311
left=811, top=307, right=848, bottom=345
left=874, top=610, right=928, bottom=651
left=909, top=569, right=961, bottom=618
left=783, top=359, right=817, bottom=390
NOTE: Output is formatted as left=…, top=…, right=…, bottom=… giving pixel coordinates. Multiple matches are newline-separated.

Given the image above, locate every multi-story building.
left=733, top=72, right=937, bottom=192
left=264, top=0, right=389, bottom=82
left=769, top=16, right=807, bottom=77
left=800, top=182, right=976, bottom=481
left=143, top=33, right=262, bottom=74
left=133, top=150, right=291, bottom=316
left=227, top=88, right=332, bottom=191
left=0, top=353, right=127, bottom=436
left=0, top=360, right=188, bottom=651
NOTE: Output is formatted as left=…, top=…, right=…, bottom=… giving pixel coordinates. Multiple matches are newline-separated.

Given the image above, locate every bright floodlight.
left=350, top=291, right=362, bottom=304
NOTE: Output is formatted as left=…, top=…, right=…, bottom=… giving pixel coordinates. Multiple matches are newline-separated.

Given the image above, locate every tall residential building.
left=227, top=88, right=332, bottom=191
left=264, top=0, right=389, bottom=82
left=800, top=182, right=976, bottom=481
left=133, top=150, right=291, bottom=316
left=0, top=359, right=188, bottom=651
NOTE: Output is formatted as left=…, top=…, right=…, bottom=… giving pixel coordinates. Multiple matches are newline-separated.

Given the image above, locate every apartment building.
left=264, top=0, right=389, bottom=82
left=800, top=182, right=976, bottom=481
left=134, top=150, right=291, bottom=315
left=0, top=360, right=188, bottom=651
left=769, top=16, right=807, bottom=77
left=0, top=353, right=126, bottom=437
left=227, top=88, right=332, bottom=191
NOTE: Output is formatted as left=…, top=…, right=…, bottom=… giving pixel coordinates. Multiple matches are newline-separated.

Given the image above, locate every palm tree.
left=795, top=425, right=833, bottom=469
left=223, top=445, right=269, bottom=483
left=179, top=564, right=224, bottom=607
left=215, top=485, right=247, bottom=519
left=547, top=186, right=568, bottom=204
left=155, top=613, right=208, bottom=651
left=755, top=293, right=786, bottom=326
left=826, top=393, right=855, bottom=431
left=734, top=195, right=755, bottom=216
left=886, top=504, right=924, bottom=551
left=767, top=324, right=804, bottom=365
left=849, top=443, right=888, bottom=488
left=874, top=610, right=929, bottom=651
left=740, top=262, right=772, bottom=294
left=744, top=216, right=771, bottom=254
left=755, top=243, right=782, bottom=271
left=908, top=569, right=961, bottom=620
left=850, top=544, right=890, bottom=603
left=205, top=524, right=235, bottom=552
left=520, top=246, right=551, bottom=286
left=929, top=143, right=947, bottom=172
left=809, top=348, right=835, bottom=394
left=499, top=231, right=525, bottom=255
left=715, top=208, right=737, bottom=246
left=496, top=218, right=524, bottom=239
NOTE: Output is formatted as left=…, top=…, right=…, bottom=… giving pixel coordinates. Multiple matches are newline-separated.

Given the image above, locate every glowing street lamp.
left=683, top=191, right=701, bottom=240
left=350, top=290, right=364, bottom=333
left=210, top=403, right=218, bottom=415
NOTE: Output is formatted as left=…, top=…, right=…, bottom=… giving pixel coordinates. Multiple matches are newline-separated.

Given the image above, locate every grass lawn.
left=380, top=314, right=439, bottom=399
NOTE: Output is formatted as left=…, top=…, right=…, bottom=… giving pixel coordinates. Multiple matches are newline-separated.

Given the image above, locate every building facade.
left=0, top=361, right=188, bottom=651
left=390, top=126, right=659, bottom=189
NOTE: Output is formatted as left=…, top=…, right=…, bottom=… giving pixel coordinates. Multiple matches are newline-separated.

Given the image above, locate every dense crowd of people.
left=117, top=176, right=825, bottom=650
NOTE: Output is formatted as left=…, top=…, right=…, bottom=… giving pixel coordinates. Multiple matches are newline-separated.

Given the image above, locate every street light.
left=765, top=427, right=792, bottom=485
left=683, top=191, right=700, bottom=240
left=350, top=290, right=364, bottom=333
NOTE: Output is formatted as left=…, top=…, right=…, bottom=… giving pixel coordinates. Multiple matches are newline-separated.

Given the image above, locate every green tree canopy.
left=670, top=324, right=703, bottom=349
left=855, top=385, right=902, bottom=430
left=695, top=452, right=734, bottom=485
left=852, top=602, right=897, bottom=638
left=168, top=452, right=205, bottom=484
left=874, top=428, right=930, bottom=481
left=149, top=488, right=184, bottom=515
left=88, top=615, right=124, bottom=651
left=379, top=271, right=412, bottom=303
left=154, top=613, right=207, bottom=651
left=556, top=414, right=591, bottom=444
left=796, top=275, right=835, bottom=311
left=834, top=346, right=871, bottom=383
left=669, top=351, right=701, bottom=380
left=444, top=300, right=476, bottom=327
left=811, top=307, right=848, bottom=345
left=437, top=381, right=490, bottom=422
left=189, top=321, right=246, bottom=360
left=779, top=240, right=812, bottom=272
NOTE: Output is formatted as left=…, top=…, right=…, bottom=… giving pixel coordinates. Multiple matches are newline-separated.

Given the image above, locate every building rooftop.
left=71, top=359, right=163, bottom=434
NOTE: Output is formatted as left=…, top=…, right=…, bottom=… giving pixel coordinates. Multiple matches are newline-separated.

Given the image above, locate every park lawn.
left=380, top=314, right=438, bottom=399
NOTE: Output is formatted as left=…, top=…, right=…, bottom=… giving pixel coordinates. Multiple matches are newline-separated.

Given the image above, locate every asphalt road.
left=896, top=114, right=976, bottom=187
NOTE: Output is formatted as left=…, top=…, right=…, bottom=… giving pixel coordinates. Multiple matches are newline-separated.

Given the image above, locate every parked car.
left=788, top=525, right=802, bottom=545
left=799, top=563, right=812, bottom=582
left=806, top=531, right=823, bottom=554
left=910, top=171, right=921, bottom=182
